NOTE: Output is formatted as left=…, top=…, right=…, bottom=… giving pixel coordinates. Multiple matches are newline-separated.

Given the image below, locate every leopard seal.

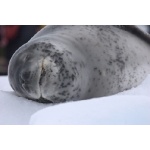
left=8, top=25, right=150, bottom=103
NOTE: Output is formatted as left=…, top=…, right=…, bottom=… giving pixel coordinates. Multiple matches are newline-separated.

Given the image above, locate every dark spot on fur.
left=37, top=97, right=53, bottom=103
left=125, top=56, right=129, bottom=61
left=71, top=74, right=75, bottom=81
left=88, top=89, right=91, bottom=93
left=93, top=67, right=98, bottom=71
left=42, top=49, right=50, bottom=54
left=98, top=70, right=102, bottom=75
left=108, top=60, right=113, bottom=65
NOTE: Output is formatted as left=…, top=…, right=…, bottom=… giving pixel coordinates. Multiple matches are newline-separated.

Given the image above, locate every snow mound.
left=29, top=75, right=150, bottom=125
left=0, top=91, right=47, bottom=125
left=1, top=75, right=150, bottom=125
left=30, top=95, right=150, bottom=125
left=0, top=76, right=13, bottom=91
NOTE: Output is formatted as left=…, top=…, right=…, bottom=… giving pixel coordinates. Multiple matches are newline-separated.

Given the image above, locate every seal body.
left=8, top=25, right=150, bottom=103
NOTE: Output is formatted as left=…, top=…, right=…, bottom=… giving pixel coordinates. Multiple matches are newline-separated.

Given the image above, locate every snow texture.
left=30, top=96, right=150, bottom=125
left=0, top=75, right=150, bottom=125
left=0, top=77, right=47, bottom=124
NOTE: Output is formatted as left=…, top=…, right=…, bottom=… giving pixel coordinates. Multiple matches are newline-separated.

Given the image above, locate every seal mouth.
left=39, top=57, right=46, bottom=89
left=36, top=97, right=53, bottom=103
left=38, top=57, right=54, bottom=103
left=37, top=53, right=61, bottom=103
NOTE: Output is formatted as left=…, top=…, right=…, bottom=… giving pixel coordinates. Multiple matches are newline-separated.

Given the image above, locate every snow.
left=30, top=95, right=150, bottom=125
left=0, top=75, right=150, bottom=125
left=0, top=77, right=47, bottom=124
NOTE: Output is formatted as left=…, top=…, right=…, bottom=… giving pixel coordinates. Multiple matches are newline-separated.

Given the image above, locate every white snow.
left=0, top=75, right=150, bottom=125
left=30, top=95, right=150, bottom=125
left=0, top=77, right=47, bottom=124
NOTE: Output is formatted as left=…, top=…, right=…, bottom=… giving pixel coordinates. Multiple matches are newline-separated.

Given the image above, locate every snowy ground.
left=0, top=75, right=150, bottom=125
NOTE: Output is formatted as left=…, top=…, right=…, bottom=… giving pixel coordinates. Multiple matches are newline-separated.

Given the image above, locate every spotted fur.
left=8, top=25, right=150, bottom=103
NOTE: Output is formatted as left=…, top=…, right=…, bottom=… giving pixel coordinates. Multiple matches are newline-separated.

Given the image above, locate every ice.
left=0, top=75, right=150, bottom=125
left=30, top=95, right=150, bottom=125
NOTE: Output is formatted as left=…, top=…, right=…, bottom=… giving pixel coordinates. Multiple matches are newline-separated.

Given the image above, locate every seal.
left=8, top=25, right=150, bottom=103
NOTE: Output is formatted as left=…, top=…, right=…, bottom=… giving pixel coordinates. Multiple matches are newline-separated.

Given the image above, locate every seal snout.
left=8, top=39, right=87, bottom=103
left=38, top=56, right=61, bottom=103
left=15, top=41, right=67, bottom=103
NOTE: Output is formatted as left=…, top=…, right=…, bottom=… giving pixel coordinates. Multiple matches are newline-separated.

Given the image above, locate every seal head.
left=8, top=40, right=87, bottom=103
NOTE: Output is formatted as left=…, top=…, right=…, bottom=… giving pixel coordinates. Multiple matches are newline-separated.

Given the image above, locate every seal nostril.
left=20, top=77, right=25, bottom=84
left=19, top=72, right=30, bottom=85
left=21, top=71, right=31, bottom=82
left=21, top=83, right=31, bottom=94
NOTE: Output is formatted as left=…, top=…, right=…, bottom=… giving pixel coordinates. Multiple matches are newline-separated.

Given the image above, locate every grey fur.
left=8, top=25, right=150, bottom=103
